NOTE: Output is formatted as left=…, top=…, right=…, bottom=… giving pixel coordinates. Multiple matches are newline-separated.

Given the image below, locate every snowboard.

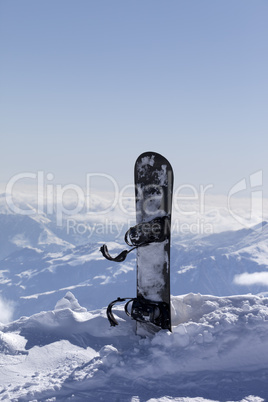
left=101, top=151, right=174, bottom=334
left=134, top=152, right=173, bottom=334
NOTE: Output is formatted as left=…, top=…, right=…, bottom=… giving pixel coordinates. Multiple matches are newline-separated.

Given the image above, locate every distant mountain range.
left=0, top=192, right=268, bottom=321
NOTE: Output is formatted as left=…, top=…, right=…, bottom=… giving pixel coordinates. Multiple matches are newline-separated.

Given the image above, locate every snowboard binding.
left=103, top=215, right=172, bottom=330
left=107, top=297, right=171, bottom=329
left=100, top=216, right=170, bottom=262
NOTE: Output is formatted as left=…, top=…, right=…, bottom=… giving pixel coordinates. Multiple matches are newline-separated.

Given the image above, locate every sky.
left=1, top=0, right=268, bottom=198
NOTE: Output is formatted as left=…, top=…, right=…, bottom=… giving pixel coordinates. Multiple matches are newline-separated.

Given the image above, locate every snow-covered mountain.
left=1, top=193, right=268, bottom=401
left=172, top=221, right=268, bottom=296
left=0, top=291, right=268, bottom=401
left=0, top=193, right=268, bottom=321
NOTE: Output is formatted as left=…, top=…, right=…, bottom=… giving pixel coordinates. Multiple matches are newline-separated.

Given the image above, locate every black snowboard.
left=102, top=151, right=174, bottom=334
left=134, top=152, right=173, bottom=334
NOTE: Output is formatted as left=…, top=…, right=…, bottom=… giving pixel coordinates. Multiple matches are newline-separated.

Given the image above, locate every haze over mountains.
left=0, top=192, right=267, bottom=322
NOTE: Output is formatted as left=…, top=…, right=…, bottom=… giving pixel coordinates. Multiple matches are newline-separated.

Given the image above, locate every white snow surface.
left=1, top=292, right=268, bottom=402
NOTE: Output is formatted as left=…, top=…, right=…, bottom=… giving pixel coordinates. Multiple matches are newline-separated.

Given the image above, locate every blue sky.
left=1, top=0, right=267, bottom=196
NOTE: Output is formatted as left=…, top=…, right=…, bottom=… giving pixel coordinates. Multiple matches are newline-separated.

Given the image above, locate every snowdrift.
left=1, top=292, right=268, bottom=401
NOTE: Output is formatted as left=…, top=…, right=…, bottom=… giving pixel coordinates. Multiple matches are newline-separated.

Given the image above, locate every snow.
left=1, top=292, right=268, bottom=401
left=1, top=191, right=268, bottom=400
left=54, top=292, right=87, bottom=312
left=0, top=207, right=268, bottom=319
left=177, top=264, right=197, bottom=274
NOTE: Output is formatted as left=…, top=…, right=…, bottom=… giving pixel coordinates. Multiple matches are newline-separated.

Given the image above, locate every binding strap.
left=100, top=245, right=136, bottom=262
left=100, top=216, right=170, bottom=262
left=107, top=297, right=132, bottom=326
left=125, top=216, right=169, bottom=246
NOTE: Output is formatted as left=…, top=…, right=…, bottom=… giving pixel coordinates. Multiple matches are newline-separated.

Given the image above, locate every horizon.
left=0, top=182, right=267, bottom=237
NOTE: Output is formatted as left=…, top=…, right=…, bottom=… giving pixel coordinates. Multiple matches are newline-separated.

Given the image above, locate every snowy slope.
left=1, top=191, right=268, bottom=322
left=1, top=212, right=268, bottom=319
left=0, top=292, right=268, bottom=401
left=173, top=221, right=268, bottom=296
left=0, top=240, right=136, bottom=319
